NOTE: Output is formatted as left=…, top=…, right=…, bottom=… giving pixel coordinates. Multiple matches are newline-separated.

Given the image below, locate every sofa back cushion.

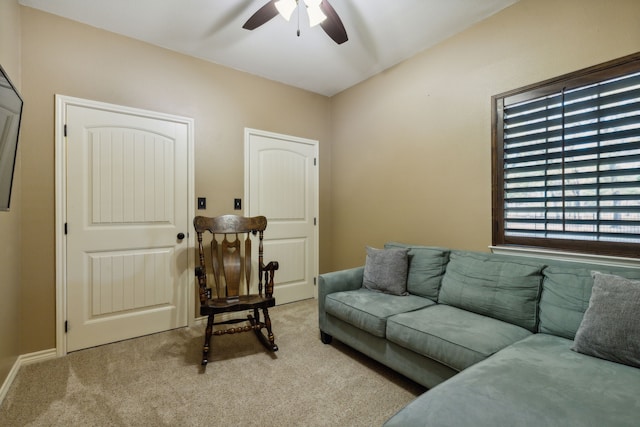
left=438, top=251, right=544, bottom=332
left=384, top=242, right=450, bottom=300
left=539, top=265, right=640, bottom=339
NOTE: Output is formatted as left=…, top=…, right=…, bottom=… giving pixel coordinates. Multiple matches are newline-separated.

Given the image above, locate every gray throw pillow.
left=362, top=246, right=409, bottom=296
left=384, top=242, right=450, bottom=300
left=571, top=272, right=640, bottom=368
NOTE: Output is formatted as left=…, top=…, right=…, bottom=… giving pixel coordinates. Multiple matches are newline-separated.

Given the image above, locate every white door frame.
left=54, top=95, right=196, bottom=356
left=243, top=127, right=319, bottom=299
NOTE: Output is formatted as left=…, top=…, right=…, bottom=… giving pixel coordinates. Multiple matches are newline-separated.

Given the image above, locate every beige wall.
left=0, top=0, right=22, bottom=385
left=329, top=0, right=640, bottom=269
left=6, top=0, right=640, bottom=359
left=19, top=7, right=332, bottom=353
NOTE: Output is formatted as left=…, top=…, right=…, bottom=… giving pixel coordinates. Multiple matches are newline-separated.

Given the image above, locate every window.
left=492, top=53, right=640, bottom=258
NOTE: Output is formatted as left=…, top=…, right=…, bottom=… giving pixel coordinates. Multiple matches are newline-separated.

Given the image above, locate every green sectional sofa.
left=318, top=243, right=640, bottom=426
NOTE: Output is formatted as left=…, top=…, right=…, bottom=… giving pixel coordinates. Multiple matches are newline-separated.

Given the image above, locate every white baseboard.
left=0, top=348, right=57, bottom=406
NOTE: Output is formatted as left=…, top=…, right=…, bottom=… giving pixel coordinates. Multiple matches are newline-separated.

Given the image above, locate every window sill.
left=489, top=245, right=640, bottom=269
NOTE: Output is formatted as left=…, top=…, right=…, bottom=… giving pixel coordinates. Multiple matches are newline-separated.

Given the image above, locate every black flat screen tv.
left=0, top=64, right=23, bottom=211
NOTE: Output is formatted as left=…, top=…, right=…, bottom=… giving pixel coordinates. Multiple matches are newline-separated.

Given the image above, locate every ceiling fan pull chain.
left=297, top=1, right=301, bottom=37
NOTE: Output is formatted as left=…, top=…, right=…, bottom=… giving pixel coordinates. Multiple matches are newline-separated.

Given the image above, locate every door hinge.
left=65, top=321, right=68, bottom=333
left=313, top=277, right=317, bottom=285
left=314, top=217, right=317, bottom=226
left=64, top=223, right=68, bottom=235
left=314, top=157, right=317, bottom=166
left=64, top=124, right=67, bottom=137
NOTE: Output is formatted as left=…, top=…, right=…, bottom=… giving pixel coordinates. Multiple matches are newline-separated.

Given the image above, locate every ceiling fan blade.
left=242, top=1, right=279, bottom=30
left=319, top=0, right=348, bottom=44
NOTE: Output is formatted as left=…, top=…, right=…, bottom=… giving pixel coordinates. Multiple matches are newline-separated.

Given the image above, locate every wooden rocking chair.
left=194, top=214, right=279, bottom=366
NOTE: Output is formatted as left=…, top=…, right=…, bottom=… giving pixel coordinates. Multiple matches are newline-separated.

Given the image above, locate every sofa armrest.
left=318, top=266, right=364, bottom=330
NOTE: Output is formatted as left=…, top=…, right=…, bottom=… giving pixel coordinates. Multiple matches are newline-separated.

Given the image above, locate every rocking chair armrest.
left=263, top=261, right=279, bottom=272
left=260, top=261, right=279, bottom=298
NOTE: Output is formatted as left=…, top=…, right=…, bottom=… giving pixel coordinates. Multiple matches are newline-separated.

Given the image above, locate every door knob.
left=177, top=232, right=185, bottom=240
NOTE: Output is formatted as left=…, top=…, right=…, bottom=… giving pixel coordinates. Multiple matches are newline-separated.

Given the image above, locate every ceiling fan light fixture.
left=244, top=0, right=347, bottom=45
left=275, top=0, right=297, bottom=21
left=306, top=3, right=327, bottom=27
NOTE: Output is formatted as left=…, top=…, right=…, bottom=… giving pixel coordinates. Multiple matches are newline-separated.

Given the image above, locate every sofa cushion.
left=324, top=289, right=434, bottom=338
left=384, top=242, right=450, bottom=300
left=538, top=266, right=593, bottom=339
left=384, top=334, right=640, bottom=427
left=386, top=304, right=531, bottom=371
left=362, top=246, right=409, bottom=296
left=539, top=266, right=640, bottom=339
left=572, top=272, right=640, bottom=368
left=438, top=252, right=544, bottom=331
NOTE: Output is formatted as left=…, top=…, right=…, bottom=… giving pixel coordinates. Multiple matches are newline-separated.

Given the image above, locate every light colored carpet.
left=0, top=299, right=424, bottom=426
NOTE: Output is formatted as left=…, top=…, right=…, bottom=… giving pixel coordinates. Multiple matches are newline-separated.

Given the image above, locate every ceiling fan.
left=243, top=0, right=348, bottom=45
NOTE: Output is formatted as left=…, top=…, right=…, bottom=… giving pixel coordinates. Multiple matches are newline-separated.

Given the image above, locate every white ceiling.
left=18, top=0, right=519, bottom=97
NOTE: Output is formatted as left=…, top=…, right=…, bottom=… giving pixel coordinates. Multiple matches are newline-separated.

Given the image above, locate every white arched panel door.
left=64, top=99, right=191, bottom=352
left=245, top=128, right=318, bottom=304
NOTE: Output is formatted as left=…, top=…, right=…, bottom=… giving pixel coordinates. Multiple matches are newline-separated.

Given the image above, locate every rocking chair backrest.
left=194, top=215, right=268, bottom=304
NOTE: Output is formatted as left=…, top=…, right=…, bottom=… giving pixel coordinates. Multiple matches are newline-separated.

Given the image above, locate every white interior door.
left=64, top=101, right=191, bottom=352
left=245, top=128, right=318, bottom=305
